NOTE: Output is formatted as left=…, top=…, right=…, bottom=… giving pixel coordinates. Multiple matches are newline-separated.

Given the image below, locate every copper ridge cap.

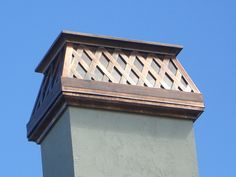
left=35, top=30, right=183, bottom=73
left=62, top=30, right=184, bottom=49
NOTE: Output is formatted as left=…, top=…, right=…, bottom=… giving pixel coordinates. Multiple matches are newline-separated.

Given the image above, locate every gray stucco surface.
left=41, top=109, right=75, bottom=177
left=41, top=107, right=199, bottom=177
left=69, top=107, right=199, bottom=177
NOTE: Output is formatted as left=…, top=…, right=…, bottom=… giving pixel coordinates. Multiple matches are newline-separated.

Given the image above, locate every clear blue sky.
left=0, top=0, right=235, bottom=177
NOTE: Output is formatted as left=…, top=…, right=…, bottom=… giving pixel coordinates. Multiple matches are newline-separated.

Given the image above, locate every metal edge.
left=35, top=31, right=183, bottom=73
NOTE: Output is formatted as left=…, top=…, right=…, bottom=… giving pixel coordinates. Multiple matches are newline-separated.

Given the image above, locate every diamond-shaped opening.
left=54, top=63, right=61, bottom=83
left=81, top=51, right=92, bottom=66
left=157, top=55, right=164, bottom=61
left=122, top=50, right=131, bottom=58
left=76, top=63, right=87, bottom=78
left=168, top=60, right=177, bottom=75
left=94, top=66, right=104, bottom=81
left=42, top=76, right=50, bottom=99
left=117, top=55, right=126, bottom=70
left=105, top=47, right=114, bottom=56
left=163, top=73, right=174, bottom=89
left=112, top=67, right=122, bottom=83
left=139, top=52, right=148, bottom=59
left=100, top=54, right=109, bottom=68
left=151, top=60, right=160, bottom=74
left=86, top=46, right=97, bottom=54
left=178, top=87, right=183, bottom=91
left=146, top=71, right=156, bottom=87
left=129, top=69, right=139, bottom=84
left=180, top=76, right=188, bottom=88
left=134, top=57, right=144, bottom=72
left=51, top=59, right=59, bottom=87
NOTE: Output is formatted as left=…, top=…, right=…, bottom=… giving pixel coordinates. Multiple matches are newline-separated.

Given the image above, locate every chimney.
left=27, top=31, right=204, bottom=177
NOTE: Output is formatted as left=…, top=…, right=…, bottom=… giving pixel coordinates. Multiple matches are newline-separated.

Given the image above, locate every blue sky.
left=0, top=0, right=235, bottom=177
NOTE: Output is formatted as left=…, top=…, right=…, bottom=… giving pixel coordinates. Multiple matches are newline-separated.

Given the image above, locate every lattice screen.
left=31, top=51, right=63, bottom=118
left=67, top=44, right=198, bottom=93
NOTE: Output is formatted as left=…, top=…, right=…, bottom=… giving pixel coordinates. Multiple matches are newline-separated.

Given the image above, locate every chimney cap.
left=28, top=31, right=204, bottom=143
left=36, top=30, right=183, bottom=73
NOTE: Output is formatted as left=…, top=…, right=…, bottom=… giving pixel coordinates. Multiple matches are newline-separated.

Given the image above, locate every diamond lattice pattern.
left=69, top=45, right=197, bottom=93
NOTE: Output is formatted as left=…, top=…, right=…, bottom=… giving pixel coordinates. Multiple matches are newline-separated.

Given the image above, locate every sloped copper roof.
left=27, top=31, right=204, bottom=143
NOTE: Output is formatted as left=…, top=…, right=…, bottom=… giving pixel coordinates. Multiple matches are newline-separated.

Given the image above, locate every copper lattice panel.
left=67, top=44, right=199, bottom=93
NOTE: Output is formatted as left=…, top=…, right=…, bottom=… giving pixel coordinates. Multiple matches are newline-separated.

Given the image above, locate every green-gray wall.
left=41, top=107, right=199, bottom=177
left=41, top=109, right=75, bottom=177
